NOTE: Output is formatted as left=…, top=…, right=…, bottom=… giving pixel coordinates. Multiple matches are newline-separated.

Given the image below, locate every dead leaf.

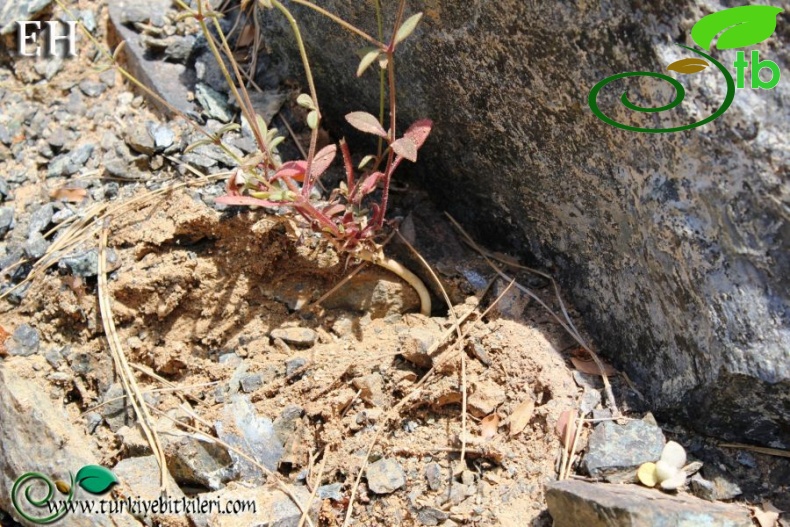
left=753, top=506, right=780, bottom=527
left=570, top=348, right=616, bottom=376
left=50, top=187, right=87, bottom=202
left=480, top=413, right=500, bottom=440
left=237, top=24, right=255, bottom=48
left=667, top=57, right=709, bottom=74
left=508, top=397, right=535, bottom=437
left=555, top=409, right=579, bottom=451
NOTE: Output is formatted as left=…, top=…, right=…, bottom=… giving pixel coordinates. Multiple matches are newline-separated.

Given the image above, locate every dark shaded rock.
left=0, top=0, right=53, bottom=35
left=46, top=144, right=94, bottom=177
left=317, top=483, right=343, bottom=501
left=214, top=395, right=284, bottom=482
left=107, top=0, right=197, bottom=117
left=425, top=462, right=442, bottom=491
left=285, top=357, right=307, bottom=376
left=164, top=34, right=195, bottom=63
left=0, top=178, right=9, bottom=201
left=0, top=207, right=13, bottom=238
left=66, top=89, right=85, bottom=115
left=124, top=122, right=155, bottom=155
left=103, top=156, right=132, bottom=179
left=24, top=232, right=49, bottom=259
left=239, top=372, right=263, bottom=393
left=47, top=127, right=67, bottom=150
left=417, top=507, right=449, bottom=526
left=28, top=203, right=53, bottom=235
left=78, top=80, right=106, bottom=97
left=582, top=418, right=665, bottom=482
left=8, top=324, right=40, bottom=356
left=259, top=0, right=790, bottom=448
left=58, top=248, right=118, bottom=277
left=101, top=383, right=132, bottom=432
left=366, top=458, right=406, bottom=494
left=164, top=435, right=233, bottom=490
left=195, top=83, right=232, bottom=123
left=546, top=480, right=752, bottom=527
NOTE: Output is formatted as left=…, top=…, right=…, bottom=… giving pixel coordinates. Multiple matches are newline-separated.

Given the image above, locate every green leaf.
left=358, top=154, right=375, bottom=170
left=345, top=111, right=388, bottom=138
left=268, top=136, right=285, bottom=150
left=394, top=12, right=423, bottom=46
left=74, top=466, right=118, bottom=495
left=296, top=93, right=315, bottom=110
left=183, top=138, right=213, bottom=154
left=255, top=114, right=268, bottom=137
left=307, top=110, right=319, bottom=130
left=356, top=47, right=381, bottom=77
left=691, top=5, right=783, bottom=51
left=391, top=137, right=417, bottom=162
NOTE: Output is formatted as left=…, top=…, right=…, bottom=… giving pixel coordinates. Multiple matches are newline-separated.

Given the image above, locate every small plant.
left=176, top=0, right=433, bottom=314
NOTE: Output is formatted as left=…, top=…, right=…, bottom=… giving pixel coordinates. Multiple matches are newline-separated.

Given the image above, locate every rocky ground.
left=0, top=1, right=787, bottom=526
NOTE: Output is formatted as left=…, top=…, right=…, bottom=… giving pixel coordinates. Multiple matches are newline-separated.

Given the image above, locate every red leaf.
left=310, top=144, right=337, bottom=179
left=357, top=171, right=383, bottom=197
left=345, top=112, right=388, bottom=138
left=404, top=119, right=432, bottom=150
left=272, top=160, right=307, bottom=182
left=214, top=195, right=284, bottom=208
left=323, top=203, right=346, bottom=218
left=391, top=137, right=417, bottom=162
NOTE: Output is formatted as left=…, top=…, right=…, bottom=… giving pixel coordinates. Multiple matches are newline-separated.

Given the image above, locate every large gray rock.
left=0, top=359, right=142, bottom=526
left=259, top=1, right=790, bottom=447
left=545, top=480, right=752, bottom=527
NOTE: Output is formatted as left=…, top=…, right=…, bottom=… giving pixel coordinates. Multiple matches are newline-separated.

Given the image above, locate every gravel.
left=9, top=323, right=40, bottom=356
left=0, top=207, right=13, bottom=238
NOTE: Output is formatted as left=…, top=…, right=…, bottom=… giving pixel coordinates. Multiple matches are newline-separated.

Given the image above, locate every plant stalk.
left=358, top=249, right=431, bottom=316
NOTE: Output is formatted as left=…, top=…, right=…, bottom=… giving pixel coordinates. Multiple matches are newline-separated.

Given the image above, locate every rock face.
left=258, top=1, right=790, bottom=447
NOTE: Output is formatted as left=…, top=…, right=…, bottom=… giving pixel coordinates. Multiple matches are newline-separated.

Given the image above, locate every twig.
left=719, top=443, right=790, bottom=459
left=98, top=219, right=169, bottom=491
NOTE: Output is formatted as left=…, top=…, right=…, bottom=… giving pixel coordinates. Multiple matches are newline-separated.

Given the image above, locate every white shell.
left=655, top=459, right=679, bottom=482
left=660, top=441, right=687, bottom=469
left=659, top=470, right=687, bottom=490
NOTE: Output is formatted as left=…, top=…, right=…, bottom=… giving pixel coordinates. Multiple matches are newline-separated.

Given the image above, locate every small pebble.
left=28, top=203, right=54, bottom=235
left=425, top=463, right=442, bottom=491
left=79, top=80, right=106, bottom=98
left=9, top=324, right=40, bottom=356
left=270, top=327, right=317, bottom=348
left=24, top=232, right=49, bottom=259
left=285, top=357, right=307, bottom=376
left=0, top=207, right=14, bottom=237
left=366, top=458, right=406, bottom=494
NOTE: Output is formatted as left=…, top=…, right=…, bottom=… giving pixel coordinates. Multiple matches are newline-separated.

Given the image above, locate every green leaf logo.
left=74, top=465, right=118, bottom=495
left=691, top=5, right=783, bottom=50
